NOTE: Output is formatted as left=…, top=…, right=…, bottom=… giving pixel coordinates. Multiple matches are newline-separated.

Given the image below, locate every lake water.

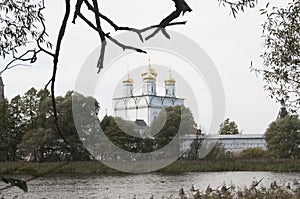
left=1, top=172, right=300, bottom=198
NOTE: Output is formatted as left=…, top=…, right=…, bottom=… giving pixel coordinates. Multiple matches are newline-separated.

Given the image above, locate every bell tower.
left=0, top=74, right=4, bottom=100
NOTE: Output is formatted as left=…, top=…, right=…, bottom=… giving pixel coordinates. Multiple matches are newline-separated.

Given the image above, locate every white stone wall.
left=113, top=95, right=184, bottom=126
left=137, top=107, right=149, bottom=125
left=182, top=134, right=266, bottom=153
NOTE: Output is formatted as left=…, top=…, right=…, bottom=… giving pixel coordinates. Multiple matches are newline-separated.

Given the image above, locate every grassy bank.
left=162, top=159, right=300, bottom=173
left=1, top=159, right=300, bottom=175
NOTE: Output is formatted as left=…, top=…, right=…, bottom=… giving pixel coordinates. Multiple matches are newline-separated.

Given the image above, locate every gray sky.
left=1, top=0, right=291, bottom=133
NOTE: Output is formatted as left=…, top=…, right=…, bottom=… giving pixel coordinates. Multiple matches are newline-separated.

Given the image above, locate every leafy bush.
left=204, top=143, right=234, bottom=160
left=238, top=147, right=267, bottom=159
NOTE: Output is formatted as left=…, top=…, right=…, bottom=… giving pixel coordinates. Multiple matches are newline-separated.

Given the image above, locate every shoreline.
left=1, top=159, right=300, bottom=176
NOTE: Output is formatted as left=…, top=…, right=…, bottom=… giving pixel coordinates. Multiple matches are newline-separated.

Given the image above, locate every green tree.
left=9, top=95, right=24, bottom=129
left=218, top=118, right=239, bottom=135
left=0, top=99, right=14, bottom=161
left=21, top=87, right=39, bottom=130
left=0, top=97, right=24, bottom=161
left=254, top=0, right=300, bottom=111
left=100, top=115, right=154, bottom=154
left=150, top=106, right=196, bottom=150
left=17, top=89, right=59, bottom=161
left=18, top=128, right=58, bottom=161
left=265, top=115, right=300, bottom=159
left=18, top=89, right=98, bottom=161
left=56, top=92, right=96, bottom=161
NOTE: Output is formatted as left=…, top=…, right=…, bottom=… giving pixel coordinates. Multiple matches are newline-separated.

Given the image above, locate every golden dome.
left=122, top=71, right=134, bottom=84
left=141, top=58, right=157, bottom=80
left=165, top=70, right=176, bottom=84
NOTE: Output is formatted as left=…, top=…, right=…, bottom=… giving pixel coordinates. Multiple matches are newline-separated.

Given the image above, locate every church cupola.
left=165, top=70, right=176, bottom=97
left=122, top=71, right=134, bottom=97
left=141, top=58, right=157, bottom=95
left=277, top=99, right=288, bottom=120
left=0, top=73, right=4, bottom=100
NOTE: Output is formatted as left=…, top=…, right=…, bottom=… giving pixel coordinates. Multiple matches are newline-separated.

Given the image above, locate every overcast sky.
left=1, top=0, right=291, bottom=134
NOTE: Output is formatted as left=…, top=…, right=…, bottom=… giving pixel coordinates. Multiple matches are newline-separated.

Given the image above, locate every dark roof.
left=135, top=119, right=147, bottom=127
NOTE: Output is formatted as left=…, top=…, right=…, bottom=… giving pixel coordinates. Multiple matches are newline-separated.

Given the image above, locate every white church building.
left=113, top=60, right=184, bottom=126
left=111, top=59, right=270, bottom=153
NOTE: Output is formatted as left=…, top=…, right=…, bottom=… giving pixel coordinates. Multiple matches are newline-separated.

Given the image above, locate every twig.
left=91, top=0, right=107, bottom=73
left=77, top=13, right=147, bottom=67
left=0, top=50, right=38, bottom=73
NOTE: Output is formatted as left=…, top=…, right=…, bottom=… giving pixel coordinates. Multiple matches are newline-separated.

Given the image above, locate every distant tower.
left=141, top=58, right=157, bottom=95
left=0, top=73, right=4, bottom=100
left=165, top=70, right=176, bottom=97
left=122, top=71, right=134, bottom=97
left=277, top=99, right=288, bottom=119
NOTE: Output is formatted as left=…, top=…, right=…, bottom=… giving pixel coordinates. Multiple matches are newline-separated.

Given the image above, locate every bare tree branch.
left=82, top=0, right=189, bottom=42
left=77, top=13, right=147, bottom=70
left=146, top=0, right=192, bottom=40
left=0, top=50, right=39, bottom=73
left=91, top=0, right=107, bottom=72
left=48, top=0, right=71, bottom=144
left=105, top=34, right=147, bottom=54
left=72, top=0, right=84, bottom=23
left=82, top=0, right=144, bottom=42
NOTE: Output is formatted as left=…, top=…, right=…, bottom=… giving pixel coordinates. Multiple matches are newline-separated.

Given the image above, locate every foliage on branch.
left=0, top=0, right=48, bottom=58
left=218, top=0, right=257, bottom=17
left=253, top=0, right=300, bottom=111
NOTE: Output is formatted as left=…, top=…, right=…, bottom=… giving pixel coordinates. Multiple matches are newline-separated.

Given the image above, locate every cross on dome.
left=165, top=69, right=176, bottom=84
left=122, top=70, right=134, bottom=85
left=141, top=58, right=157, bottom=80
